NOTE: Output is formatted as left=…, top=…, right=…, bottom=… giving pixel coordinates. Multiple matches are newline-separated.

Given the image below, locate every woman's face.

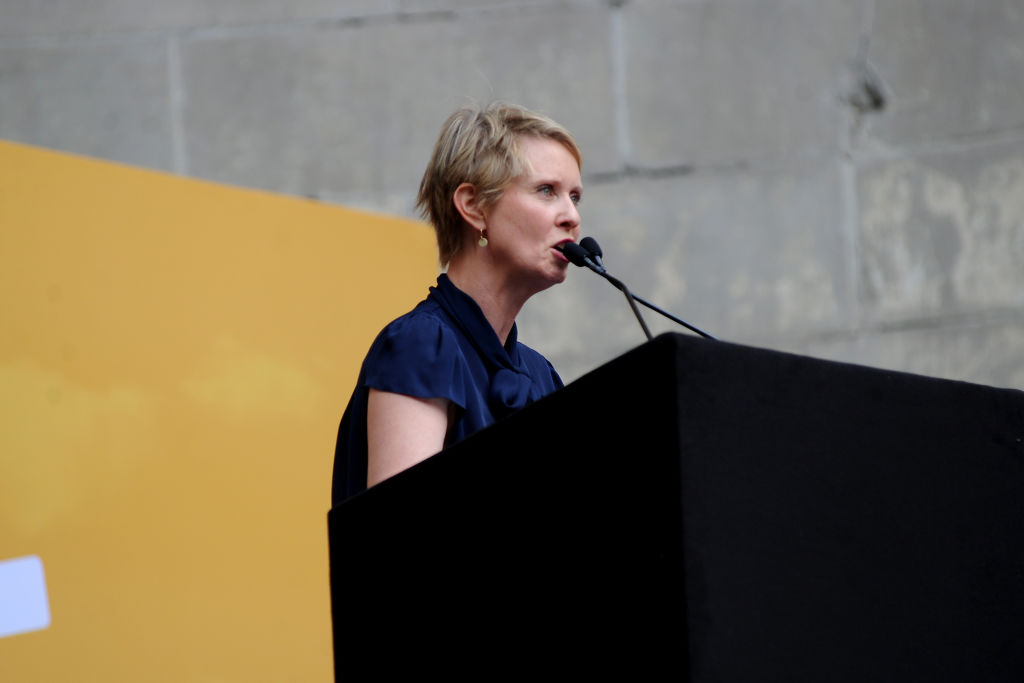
left=482, top=136, right=582, bottom=293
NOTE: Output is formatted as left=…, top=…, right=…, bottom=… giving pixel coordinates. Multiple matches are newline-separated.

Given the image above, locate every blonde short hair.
left=416, top=102, right=582, bottom=266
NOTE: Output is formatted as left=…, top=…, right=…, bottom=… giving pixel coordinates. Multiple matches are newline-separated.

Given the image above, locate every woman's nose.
left=560, top=199, right=580, bottom=231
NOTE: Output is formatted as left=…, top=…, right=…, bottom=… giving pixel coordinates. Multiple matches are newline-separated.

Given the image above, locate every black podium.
left=327, top=333, right=1024, bottom=681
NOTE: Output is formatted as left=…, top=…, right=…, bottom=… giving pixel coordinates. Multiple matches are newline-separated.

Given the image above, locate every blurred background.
left=2, top=0, right=1022, bottom=385
left=2, top=1, right=1022, bottom=681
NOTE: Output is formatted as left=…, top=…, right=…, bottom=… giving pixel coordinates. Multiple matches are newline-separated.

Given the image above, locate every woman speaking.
left=331, top=102, right=583, bottom=504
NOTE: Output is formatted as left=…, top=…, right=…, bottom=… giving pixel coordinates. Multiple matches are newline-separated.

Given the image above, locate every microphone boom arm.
left=586, top=260, right=654, bottom=342
left=631, top=293, right=718, bottom=341
left=561, top=239, right=718, bottom=342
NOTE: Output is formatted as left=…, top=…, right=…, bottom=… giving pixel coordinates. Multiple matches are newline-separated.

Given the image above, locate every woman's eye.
left=570, top=192, right=581, bottom=205
left=538, top=185, right=554, bottom=196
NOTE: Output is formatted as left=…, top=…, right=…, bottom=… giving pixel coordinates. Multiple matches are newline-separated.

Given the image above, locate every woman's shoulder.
left=371, top=300, right=459, bottom=358
left=361, top=302, right=475, bottom=402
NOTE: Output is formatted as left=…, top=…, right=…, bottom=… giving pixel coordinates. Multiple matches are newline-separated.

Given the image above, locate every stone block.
left=518, top=159, right=853, bottom=381
left=0, top=40, right=172, bottom=171
left=454, top=4, right=619, bottom=174
left=181, top=4, right=617, bottom=205
left=623, top=0, right=863, bottom=168
left=866, top=0, right=1024, bottom=146
left=857, top=141, right=1024, bottom=322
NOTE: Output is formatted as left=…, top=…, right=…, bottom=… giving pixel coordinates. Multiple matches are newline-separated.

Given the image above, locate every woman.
left=331, top=102, right=582, bottom=505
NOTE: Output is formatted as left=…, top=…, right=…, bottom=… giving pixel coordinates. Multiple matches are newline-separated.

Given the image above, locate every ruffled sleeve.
left=361, top=311, right=471, bottom=410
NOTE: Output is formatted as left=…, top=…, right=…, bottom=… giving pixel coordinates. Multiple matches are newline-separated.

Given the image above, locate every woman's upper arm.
left=366, top=389, right=451, bottom=488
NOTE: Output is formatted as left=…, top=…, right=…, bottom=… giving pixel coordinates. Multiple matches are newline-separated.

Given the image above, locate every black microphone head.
left=579, top=236, right=603, bottom=259
left=558, top=241, right=590, bottom=267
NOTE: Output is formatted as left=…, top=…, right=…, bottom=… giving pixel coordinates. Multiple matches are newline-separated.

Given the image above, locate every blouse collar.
left=429, top=274, right=520, bottom=365
left=429, top=274, right=543, bottom=417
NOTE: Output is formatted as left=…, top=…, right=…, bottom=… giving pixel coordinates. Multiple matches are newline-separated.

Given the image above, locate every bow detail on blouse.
left=429, top=275, right=542, bottom=419
left=488, top=367, right=536, bottom=418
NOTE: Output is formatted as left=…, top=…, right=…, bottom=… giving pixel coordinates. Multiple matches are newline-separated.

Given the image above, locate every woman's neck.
left=446, top=254, right=529, bottom=345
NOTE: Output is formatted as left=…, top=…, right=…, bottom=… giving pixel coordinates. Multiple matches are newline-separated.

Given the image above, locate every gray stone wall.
left=3, top=0, right=1022, bottom=388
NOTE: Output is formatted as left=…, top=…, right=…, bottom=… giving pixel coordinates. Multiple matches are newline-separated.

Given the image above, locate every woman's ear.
left=453, top=183, right=486, bottom=231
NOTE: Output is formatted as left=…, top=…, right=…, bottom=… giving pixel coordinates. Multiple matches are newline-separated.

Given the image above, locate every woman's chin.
left=545, top=268, right=569, bottom=288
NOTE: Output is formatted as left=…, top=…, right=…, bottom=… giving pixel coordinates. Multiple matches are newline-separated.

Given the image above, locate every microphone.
left=574, top=237, right=719, bottom=342
left=558, top=242, right=652, bottom=341
left=559, top=241, right=593, bottom=268
left=579, top=236, right=604, bottom=270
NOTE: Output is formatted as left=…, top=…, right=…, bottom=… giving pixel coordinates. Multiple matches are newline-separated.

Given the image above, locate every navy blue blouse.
left=331, top=274, right=563, bottom=504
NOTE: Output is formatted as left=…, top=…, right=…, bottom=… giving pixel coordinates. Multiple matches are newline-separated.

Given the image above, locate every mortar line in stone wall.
left=861, top=0, right=876, bottom=56
left=839, top=153, right=863, bottom=334
left=792, top=305, right=1024, bottom=346
left=0, top=28, right=172, bottom=49
left=851, top=127, right=1024, bottom=168
left=837, top=0, right=866, bottom=341
left=167, top=32, right=188, bottom=176
left=0, top=1, right=606, bottom=47
left=609, top=3, right=631, bottom=165
left=872, top=307, right=1024, bottom=334
left=0, top=10, right=449, bottom=48
left=176, top=10, right=460, bottom=41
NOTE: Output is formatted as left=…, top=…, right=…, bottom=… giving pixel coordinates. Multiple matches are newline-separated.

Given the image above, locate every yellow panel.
left=0, top=140, right=437, bottom=682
